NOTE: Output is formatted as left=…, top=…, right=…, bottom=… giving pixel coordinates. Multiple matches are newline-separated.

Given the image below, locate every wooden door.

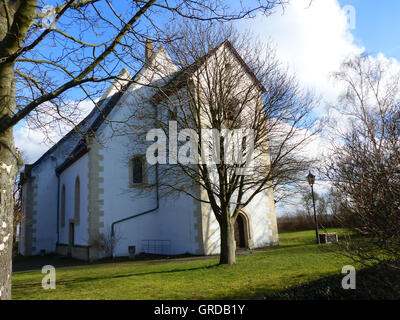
left=234, top=215, right=246, bottom=248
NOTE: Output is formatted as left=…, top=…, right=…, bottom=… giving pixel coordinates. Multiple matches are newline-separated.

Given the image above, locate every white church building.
left=19, top=41, right=279, bottom=261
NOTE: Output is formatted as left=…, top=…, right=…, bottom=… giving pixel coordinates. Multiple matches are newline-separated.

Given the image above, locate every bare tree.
left=296, top=185, right=327, bottom=217
left=327, top=55, right=400, bottom=274
left=0, top=0, right=289, bottom=300
left=89, top=225, right=122, bottom=259
left=126, top=22, right=320, bottom=264
left=277, top=185, right=338, bottom=232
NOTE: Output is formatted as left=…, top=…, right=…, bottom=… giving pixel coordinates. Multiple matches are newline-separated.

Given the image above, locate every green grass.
left=12, top=228, right=355, bottom=300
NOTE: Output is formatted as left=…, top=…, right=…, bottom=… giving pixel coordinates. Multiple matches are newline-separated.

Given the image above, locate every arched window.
left=61, top=185, right=66, bottom=228
left=74, top=177, right=80, bottom=225
left=224, top=98, right=239, bottom=121
left=132, top=157, right=144, bottom=184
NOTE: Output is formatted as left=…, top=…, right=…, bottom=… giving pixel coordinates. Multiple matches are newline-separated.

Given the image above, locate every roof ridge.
left=28, top=76, right=132, bottom=170
left=28, top=97, right=108, bottom=169
left=151, top=40, right=265, bottom=104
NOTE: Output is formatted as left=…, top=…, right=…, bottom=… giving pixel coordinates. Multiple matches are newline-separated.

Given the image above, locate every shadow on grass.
left=12, top=262, right=222, bottom=290
left=13, top=247, right=276, bottom=273
left=12, top=252, right=216, bottom=273
left=13, top=255, right=92, bottom=272
left=262, top=264, right=400, bottom=300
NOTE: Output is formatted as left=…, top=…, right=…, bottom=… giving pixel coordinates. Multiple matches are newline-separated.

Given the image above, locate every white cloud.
left=240, top=0, right=364, bottom=107
left=237, top=0, right=368, bottom=216
left=242, top=0, right=400, bottom=216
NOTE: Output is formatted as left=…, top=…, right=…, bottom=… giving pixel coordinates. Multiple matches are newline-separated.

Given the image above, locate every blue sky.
left=338, top=0, right=400, bottom=60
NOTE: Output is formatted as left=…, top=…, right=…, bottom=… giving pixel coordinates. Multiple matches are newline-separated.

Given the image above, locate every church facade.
left=19, top=41, right=279, bottom=261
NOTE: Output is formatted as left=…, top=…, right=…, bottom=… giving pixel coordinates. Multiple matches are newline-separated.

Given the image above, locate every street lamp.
left=307, top=171, right=320, bottom=244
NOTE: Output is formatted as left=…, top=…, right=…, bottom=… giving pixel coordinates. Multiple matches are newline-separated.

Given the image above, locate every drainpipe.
left=56, top=171, right=60, bottom=244
left=110, top=163, right=159, bottom=248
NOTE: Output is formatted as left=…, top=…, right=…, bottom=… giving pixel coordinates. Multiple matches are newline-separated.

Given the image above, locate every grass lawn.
left=12, top=229, right=356, bottom=300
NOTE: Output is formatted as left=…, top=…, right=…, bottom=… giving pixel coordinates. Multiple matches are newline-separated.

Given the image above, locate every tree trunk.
left=0, top=133, right=18, bottom=300
left=219, top=216, right=236, bottom=265
left=0, top=62, right=20, bottom=300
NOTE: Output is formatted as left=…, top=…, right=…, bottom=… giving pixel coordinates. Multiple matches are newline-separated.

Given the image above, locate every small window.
left=225, top=98, right=239, bottom=121
left=225, top=63, right=232, bottom=74
left=132, top=157, right=144, bottom=184
left=242, top=135, right=247, bottom=154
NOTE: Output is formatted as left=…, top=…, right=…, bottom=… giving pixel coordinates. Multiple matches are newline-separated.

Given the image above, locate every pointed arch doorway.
left=234, top=213, right=248, bottom=249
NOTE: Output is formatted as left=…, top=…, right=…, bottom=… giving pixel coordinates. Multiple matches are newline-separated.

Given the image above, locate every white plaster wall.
left=244, top=191, right=276, bottom=247
left=32, top=158, right=58, bottom=254
left=58, top=154, right=89, bottom=246
left=201, top=189, right=277, bottom=255
left=195, top=43, right=278, bottom=253
left=97, top=107, right=201, bottom=256
left=203, top=207, right=221, bottom=255
left=110, top=193, right=199, bottom=256
left=95, top=46, right=202, bottom=257
left=19, top=87, right=121, bottom=255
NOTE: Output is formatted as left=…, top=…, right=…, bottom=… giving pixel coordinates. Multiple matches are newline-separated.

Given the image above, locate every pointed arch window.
left=224, top=98, right=240, bottom=121
left=74, top=177, right=80, bottom=225
left=61, top=185, right=66, bottom=228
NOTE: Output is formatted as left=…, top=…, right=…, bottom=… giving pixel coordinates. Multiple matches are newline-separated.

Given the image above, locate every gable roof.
left=55, top=88, right=128, bottom=174
left=28, top=96, right=115, bottom=169
left=224, top=40, right=266, bottom=92
left=27, top=70, right=132, bottom=174
left=152, top=40, right=266, bottom=104
left=26, top=41, right=261, bottom=175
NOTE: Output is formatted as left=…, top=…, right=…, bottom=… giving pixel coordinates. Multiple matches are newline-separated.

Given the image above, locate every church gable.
left=19, top=40, right=278, bottom=260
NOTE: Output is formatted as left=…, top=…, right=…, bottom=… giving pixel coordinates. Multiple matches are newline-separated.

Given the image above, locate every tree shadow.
left=218, top=264, right=400, bottom=300
left=12, top=262, right=222, bottom=290
left=12, top=252, right=216, bottom=272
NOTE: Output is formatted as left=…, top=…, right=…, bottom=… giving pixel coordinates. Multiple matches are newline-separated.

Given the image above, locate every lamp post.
left=307, top=171, right=320, bottom=244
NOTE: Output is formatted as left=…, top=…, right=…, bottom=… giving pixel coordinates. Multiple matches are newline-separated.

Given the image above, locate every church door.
left=234, top=214, right=246, bottom=248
